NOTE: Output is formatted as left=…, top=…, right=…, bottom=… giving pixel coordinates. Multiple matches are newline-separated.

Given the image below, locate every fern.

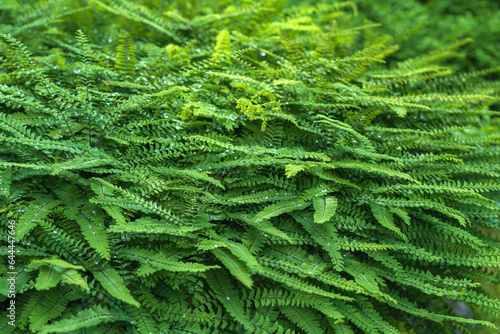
left=0, top=0, right=499, bottom=333
left=38, top=305, right=132, bottom=334
left=312, top=196, right=338, bottom=224
left=115, top=30, right=136, bottom=78
left=205, top=269, right=255, bottom=332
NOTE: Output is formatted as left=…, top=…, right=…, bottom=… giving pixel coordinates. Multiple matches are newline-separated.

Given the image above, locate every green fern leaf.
left=124, top=304, right=158, bottom=334
left=38, top=305, right=132, bottom=334
left=102, top=204, right=129, bottom=225
left=285, top=164, right=306, bottom=178
left=0, top=112, right=38, bottom=140
left=29, top=257, right=85, bottom=291
left=117, top=246, right=219, bottom=274
left=259, top=266, right=353, bottom=302
left=34, top=266, right=62, bottom=290
left=331, top=323, right=355, bottom=334
left=92, top=262, right=140, bottom=308
left=109, top=216, right=207, bottom=235
left=27, top=286, right=69, bottom=332
left=74, top=207, right=111, bottom=260
left=0, top=135, right=83, bottom=153
left=291, top=212, right=343, bottom=270
left=222, top=238, right=261, bottom=270
left=0, top=166, right=12, bottom=197
left=60, top=269, right=89, bottom=291
left=313, top=196, right=338, bottom=224
left=254, top=199, right=310, bottom=221
left=212, top=247, right=253, bottom=288
left=227, top=212, right=292, bottom=240
left=51, top=183, right=82, bottom=219
left=343, top=260, right=382, bottom=297
left=50, top=156, right=115, bottom=175
left=281, top=305, right=325, bottom=334
left=369, top=202, right=406, bottom=240
left=16, top=199, right=61, bottom=240
left=28, top=257, right=85, bottom=271
left=152, top=167, right=225, bottom=189
left=335, top=298, right=400, bottom=334
left=115, top=30, right=136, bottom=77
left=212, top=29, right=232, bottom=64
left=205, top=269, right=254, bottom=332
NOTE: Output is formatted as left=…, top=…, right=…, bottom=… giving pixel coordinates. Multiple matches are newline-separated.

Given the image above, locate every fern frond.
left=26, top=286, right=70, bottom=332
left=74, top=207, right=110, bottom=260
left=117, top=246, right=220, bottom=274
left=312, top=196, right=338, bottom=224
left=291, top=212, right=343, bottom=270
left=212, top=30, right=232, bottom=65
left=211, top=247, right=254, bottom=288
left=115, top=30, right=136, bottom=77
left=205, top=269, right=254, bottom=332
left=16, top=199, right=61, bottom=240
left=258, top=265, right=353, bottom=302
left=369, top=202, right=406, bottom=240
left=91, top=261, right=140, bottom=308
left=38, top=305, right=132, bottom=334
left=281, top=305, right=325, bottom=334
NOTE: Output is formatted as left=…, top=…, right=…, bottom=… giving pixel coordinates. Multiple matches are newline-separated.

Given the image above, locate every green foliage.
left=0, top=0, right=499, bottom=333
left=352, top=0, right=500, bottom=73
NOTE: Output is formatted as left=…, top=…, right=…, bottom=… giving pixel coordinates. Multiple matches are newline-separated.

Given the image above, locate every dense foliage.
left=357, top=0, right=500, bottom=74
left=291, top=0, right=500, bottom=73
left=0, top=0, right=499, bottom=333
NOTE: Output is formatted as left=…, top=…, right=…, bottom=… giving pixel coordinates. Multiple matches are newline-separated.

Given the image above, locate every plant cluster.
left=0, top=0, right=499, bottom=333
left=291, top=0, right=500, bottom=73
